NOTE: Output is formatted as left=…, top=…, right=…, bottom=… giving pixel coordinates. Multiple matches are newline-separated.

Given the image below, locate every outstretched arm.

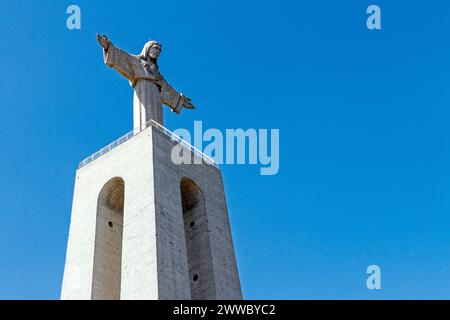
left=97, top=33, right=135, bottom=82
left=160, top=78, right=195, bottom=114
left=97, top=33, right=110, bottom=50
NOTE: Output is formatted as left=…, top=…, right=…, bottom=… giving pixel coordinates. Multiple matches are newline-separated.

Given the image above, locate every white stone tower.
left=61, top=121, right=242, bottom=300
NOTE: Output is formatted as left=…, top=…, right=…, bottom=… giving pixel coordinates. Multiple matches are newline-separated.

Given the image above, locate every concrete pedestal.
left=61, top=125, right=242, bottom=300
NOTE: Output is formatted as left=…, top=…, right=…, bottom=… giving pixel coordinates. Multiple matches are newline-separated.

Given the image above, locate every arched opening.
left=180, top=178, right=216, bottom=299
left=92, top=177, right=124, bottom=300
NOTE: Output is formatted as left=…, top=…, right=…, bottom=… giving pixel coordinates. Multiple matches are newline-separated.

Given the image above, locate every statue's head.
left=139, top=40, right=162, bottom=60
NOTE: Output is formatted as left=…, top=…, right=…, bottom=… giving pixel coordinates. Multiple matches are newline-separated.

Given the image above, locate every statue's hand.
left=96, top=33, right=110, bottom=49
left=181, top=96, right=195, bottom=110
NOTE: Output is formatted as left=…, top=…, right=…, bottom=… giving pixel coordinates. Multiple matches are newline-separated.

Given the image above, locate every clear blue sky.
left=1, top=0, right=450, bottom=299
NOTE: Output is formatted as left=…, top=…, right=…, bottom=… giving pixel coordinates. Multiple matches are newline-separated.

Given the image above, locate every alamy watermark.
left=366, top=5, right=381, bottom=30
left=366, top=265, right=382, bottom=290
left=66, top=5, right=81, bottom=30
left=169, top=121, right=279, bottom=176
left=66, top=5, right=381, bottom=32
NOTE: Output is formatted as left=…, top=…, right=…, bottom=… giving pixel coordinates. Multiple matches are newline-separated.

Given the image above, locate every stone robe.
left=103, top=43, right=184, bottom=128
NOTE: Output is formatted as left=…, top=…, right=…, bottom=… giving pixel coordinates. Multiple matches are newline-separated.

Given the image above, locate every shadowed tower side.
left=92, top=177, right=124, bottom=300
left=181, top=178, right=216, bottom=299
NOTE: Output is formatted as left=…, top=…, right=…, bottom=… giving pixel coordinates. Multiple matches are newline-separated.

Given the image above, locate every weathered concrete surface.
left=61, top=125, right=242, bottom=300
left=152, top=128, right=242, bottom=300
left=61, top=129, right=158, bottom=299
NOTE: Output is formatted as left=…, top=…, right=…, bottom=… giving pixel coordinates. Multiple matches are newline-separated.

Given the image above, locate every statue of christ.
left=97, top=34, right=195, bottom=129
